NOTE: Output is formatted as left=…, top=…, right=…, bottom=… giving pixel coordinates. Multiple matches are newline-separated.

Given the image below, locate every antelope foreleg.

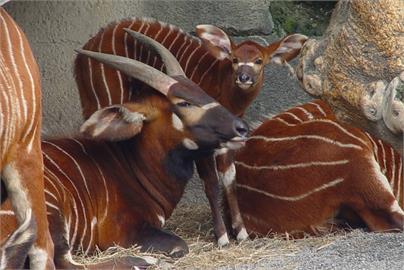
left=196, top=156, right=230, bottom=247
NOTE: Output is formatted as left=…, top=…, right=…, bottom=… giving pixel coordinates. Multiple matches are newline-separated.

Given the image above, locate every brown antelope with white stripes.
left=234, top=99, right=404, bottom=237
left=1, top=30, right=248, bottom=268
left=0, top=7, right=55, bottom=269
left=74, top=17, right=307, bottom=246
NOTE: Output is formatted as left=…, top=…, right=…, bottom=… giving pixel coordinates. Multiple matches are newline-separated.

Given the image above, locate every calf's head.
left=77, top=30, right=248, bottom=153
left=196, top=25, right=308, bottom=90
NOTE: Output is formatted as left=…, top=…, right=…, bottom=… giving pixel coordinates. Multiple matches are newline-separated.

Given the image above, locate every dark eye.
left=177, top=101, right=192, bottom=108
left=232, top=58, right=239, bottom=64
left=255, top=58, right=263, bottom=65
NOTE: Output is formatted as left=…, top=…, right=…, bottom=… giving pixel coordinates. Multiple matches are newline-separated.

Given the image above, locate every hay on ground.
left=74, top=202, right=357, bottom=269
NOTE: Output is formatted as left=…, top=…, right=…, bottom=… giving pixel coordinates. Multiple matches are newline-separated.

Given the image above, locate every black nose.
left=233, top=119, right=249, bottom=137
left=238, top=73, right=251, bottom=83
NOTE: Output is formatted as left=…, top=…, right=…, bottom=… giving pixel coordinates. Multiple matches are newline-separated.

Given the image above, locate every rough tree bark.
left=295, top=0, right=403, bottom=155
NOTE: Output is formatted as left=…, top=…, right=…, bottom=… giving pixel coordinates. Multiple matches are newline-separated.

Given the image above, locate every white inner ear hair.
left=172, top=114, right=184, bottom=131
left=120, top=107, right=146, bottom=124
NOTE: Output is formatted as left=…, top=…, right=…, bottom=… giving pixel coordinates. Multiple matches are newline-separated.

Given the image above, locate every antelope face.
left=231, top=41, right=266, bottom=91
left=168, top=76, right=249, bottom=150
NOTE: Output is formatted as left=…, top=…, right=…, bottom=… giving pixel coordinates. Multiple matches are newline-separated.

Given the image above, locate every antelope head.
left=195, top=24, right=307, bottom=91
left=77, top=30, right=249, bottom=153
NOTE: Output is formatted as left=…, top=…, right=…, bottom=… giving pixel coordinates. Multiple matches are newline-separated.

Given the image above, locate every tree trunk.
left=295, top=0, right=403, bottom=155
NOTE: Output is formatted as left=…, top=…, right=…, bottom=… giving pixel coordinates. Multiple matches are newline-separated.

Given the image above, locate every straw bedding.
left=74, top=201, right=357, bottom=269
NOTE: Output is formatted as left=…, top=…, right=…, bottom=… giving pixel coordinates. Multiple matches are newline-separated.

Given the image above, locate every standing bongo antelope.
left=0, top=7, right=55, bottom=269
left=1, top=31, right=248, bottom=268
left=74, top=17, right=307, bottom=246
left=235, top=100, right=404, bottom=236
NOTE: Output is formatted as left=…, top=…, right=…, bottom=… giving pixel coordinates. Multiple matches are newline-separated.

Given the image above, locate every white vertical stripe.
left=190, top=51, right=209, bottom=81
left=98, top=31, right=112, bottom=105
left=43, top=155, right=85, bottom=250
left=71, top=138, right=109, bottom=222
left=124, top=20, right=136, bottom=58
left=197, top=59, right=219, bottom=85
left=378, top=139, right=387, bottom=174
left=111, top=22, right=125, bottom=104
left=294, top=106, right=313, bottom=120
left=308, top=101, right=327, bottom=117
left=87, top=57, right=100, bottom=110
left=184, top=43, right=202, bottom=75
left=390, top=147, right=395, bottom=189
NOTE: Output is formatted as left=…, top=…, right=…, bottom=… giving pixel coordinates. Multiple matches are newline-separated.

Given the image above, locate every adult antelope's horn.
left=124, top=28, right=185, bottom=77
left=76, top=49, right=177, bottom=96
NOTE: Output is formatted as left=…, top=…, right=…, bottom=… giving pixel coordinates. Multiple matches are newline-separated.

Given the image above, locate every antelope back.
left=75, top=18, right=221, bottom=119
left=0, top=7, right=42, bottom=164
left=235, top=100, right=403, bottom=236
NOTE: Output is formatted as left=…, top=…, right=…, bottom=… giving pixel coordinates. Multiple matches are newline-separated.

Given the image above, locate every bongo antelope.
left=235, top=100, right=404, bottom=236
left=74, top=17, right=307, bottom=246
left=1, top=31, right=248, bottom=268
left=0, top=7, right=55, bottom=269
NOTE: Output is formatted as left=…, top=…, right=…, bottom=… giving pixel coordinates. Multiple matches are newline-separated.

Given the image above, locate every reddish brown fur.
left=235, top=100, right=404, bottom=237
left=73, top=17, right=307, bottom=245
left=1, top=94, right=211, bottom=268
left=0, top=8, right=54, bottom=269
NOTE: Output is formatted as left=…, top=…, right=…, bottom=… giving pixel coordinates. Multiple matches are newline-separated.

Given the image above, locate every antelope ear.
left=80, top=104, right=146, bottom=141
left=196, top=24, right=233, bottom=60
left=265, top=33, right=308, bottom=65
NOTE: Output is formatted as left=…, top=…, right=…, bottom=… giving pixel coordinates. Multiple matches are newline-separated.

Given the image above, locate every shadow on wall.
left=4, top=0, right=272, bottom=136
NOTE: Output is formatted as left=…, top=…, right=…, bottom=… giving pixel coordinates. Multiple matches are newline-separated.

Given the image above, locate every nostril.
left=233, top=119, right=249, bottom=137
left=238, top=73, right=250, bottom=83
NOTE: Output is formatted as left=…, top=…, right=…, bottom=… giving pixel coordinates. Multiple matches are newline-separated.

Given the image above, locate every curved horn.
left=124, top=28, right=185, bottom=77
left=76, top=49, right=177, bottom=96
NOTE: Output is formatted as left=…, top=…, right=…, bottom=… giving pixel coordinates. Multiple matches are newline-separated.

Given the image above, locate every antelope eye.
left=177, top=101, right=192, bottom=108
left=232, top=58, right=239, bottom=64
left=255, top=58, right=263, bottom=65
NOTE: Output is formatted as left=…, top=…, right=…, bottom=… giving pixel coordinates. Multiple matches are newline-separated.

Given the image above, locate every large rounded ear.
left=195, top=24, right=233, bottom=60
left=80, top=104, right=146, bottom=141
left=265, top=33, right=308, bottom=64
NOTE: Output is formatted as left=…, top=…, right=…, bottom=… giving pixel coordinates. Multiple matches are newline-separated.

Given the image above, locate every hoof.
left=217, top=233, right=229, bottom=248
left=168, top=245, right=189, bottom=258
left=236, top=228, right=249, bottom=242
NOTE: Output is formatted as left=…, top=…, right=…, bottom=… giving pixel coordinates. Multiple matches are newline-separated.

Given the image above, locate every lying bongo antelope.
left=234, top=100, right=403, bottom=236
left=74, top=17, right=307, bottom=246
left=1, top=31, right=247, bottom=268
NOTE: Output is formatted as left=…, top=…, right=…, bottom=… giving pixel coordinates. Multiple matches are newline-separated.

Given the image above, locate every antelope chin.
left=220, top=136, right=246, bottom=150
left=236, top=81, right=254, bottom=90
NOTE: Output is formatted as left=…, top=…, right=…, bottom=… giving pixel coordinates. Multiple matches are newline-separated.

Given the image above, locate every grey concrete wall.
left=4, top=0, right=273, bottom=136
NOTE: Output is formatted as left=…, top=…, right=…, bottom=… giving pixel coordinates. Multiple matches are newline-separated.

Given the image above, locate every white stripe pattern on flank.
left=237, top=178, right=344, bottom=201
left=176, top=36, right=188, bottom=58
left=45, top=201, right=60, bottom=213
left=124, top=20, right=136, bottom=58
left=308, top=101, right=326, bottom=117
left=43, top=155, right=84, bottom=250
left=310, top=119, right=368, bottom=147
left=43, top=140, right=92, bottom=250
left=364, top=132, right=379, bottom=163
left=13, top=16, right=36, bottom=143
left=248, top=135, right=362, bottom=150
left=294, top=106, right=313, bottom=120
left=235, top=160, right=349, bottom=171
left=71, top=138, right=109, bottom=221
left=279, top=112, right=303, bottom=123
left=44, top=189, right=58, bottom=202
left=273, top=116, right=295, bottom=126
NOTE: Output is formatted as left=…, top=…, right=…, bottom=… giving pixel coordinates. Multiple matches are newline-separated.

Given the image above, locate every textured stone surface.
left=4, top=0, right=273, bottom=135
